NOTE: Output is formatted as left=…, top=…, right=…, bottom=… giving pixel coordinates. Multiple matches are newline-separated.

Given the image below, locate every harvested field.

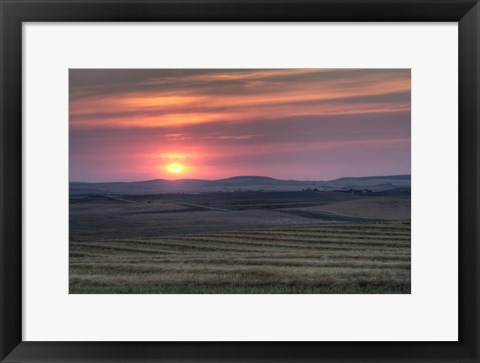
left=70, top=221, right=411, bottom=294
left=69, top=191, right=410, bottom=239
left=289, top=197, right=410, bottom=220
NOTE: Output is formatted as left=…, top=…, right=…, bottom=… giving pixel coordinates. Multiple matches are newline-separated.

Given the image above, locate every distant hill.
left=70, top=175, right=411, bottom=196
left=327, top=175, right=410, bottom=186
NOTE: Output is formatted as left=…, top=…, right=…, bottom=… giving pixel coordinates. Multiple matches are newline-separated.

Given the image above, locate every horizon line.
left=70, top=173, right=411, bottom=184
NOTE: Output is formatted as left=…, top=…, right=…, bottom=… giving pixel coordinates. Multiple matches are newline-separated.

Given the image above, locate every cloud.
left=69, top=69, right=411, bottom=181
left=70, top=69, right=410, bottom=129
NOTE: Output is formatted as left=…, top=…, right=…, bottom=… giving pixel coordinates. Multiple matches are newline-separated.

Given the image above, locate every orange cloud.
left=70, top=69, right=410, bottom=129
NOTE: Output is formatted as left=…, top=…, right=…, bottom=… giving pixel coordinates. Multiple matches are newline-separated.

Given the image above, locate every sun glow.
left=167, top=163, right=184, bottom=174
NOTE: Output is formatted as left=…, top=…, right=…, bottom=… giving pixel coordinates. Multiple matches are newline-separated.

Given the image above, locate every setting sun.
left=167, top=163, right=184, bottom=174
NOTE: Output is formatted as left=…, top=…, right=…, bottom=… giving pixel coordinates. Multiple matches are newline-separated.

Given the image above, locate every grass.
left=69, top=221, right=411, bottom=294
left=70, top=284, right=410, bottom=294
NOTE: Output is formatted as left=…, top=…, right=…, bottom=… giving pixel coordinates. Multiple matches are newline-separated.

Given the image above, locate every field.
left=70, top=190, right=410, bottom=237
left=70, top=189, right=410, bottom=294
left=292, top=197, right=411, bottom=220
left=70, top=219, right=411, bottom=294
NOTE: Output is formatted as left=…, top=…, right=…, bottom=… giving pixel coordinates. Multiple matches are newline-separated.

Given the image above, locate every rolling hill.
left=70, top=175, right=411, bottom=196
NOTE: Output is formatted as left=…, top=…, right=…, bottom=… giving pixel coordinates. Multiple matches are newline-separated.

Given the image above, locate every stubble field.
left=70, top=221, right=411, bottom=294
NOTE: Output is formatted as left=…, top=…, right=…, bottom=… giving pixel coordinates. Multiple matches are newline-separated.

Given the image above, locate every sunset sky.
left=69, top=69, right=411, bottom=182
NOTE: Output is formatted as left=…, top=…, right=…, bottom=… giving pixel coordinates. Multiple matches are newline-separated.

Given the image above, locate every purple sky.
left=70, top=69, right=411, bottom=182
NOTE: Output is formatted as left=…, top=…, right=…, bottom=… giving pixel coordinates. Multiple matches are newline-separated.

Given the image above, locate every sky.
left=69, top=69, right=411, bottom=182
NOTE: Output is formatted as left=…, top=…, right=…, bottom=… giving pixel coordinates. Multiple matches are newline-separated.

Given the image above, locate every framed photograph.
left=1, top=0, right=479, bottom=362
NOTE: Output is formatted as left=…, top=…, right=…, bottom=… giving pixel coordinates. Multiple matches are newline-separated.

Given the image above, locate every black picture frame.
left=1, top=1, right=479, bottom=362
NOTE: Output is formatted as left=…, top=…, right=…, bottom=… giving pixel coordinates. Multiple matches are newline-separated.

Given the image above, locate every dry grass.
left=290, top=197, right=411, bottom=220
left=70, top=221, right=410, bottom=294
